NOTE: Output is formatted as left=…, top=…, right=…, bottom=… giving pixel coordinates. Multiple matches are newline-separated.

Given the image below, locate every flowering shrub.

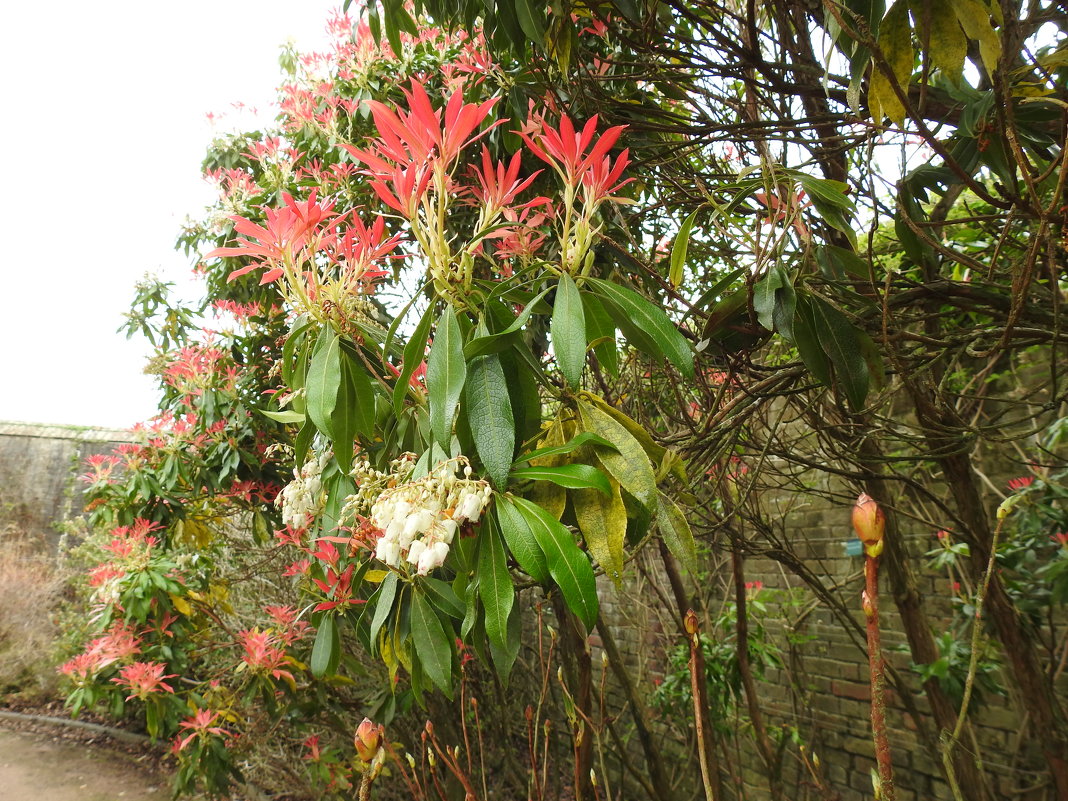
left=58, top=7, right=698, bottom=798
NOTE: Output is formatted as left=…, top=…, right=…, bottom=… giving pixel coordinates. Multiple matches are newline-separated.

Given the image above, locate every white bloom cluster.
left=366, top=457, right=492, bottom=576
left=277, top=451, right=332, bottom=530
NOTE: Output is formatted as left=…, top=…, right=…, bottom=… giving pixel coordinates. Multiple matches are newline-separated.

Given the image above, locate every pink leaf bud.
left=852, top=493, right=885, bottom=556
left=354, top=718, right=383, bottom=763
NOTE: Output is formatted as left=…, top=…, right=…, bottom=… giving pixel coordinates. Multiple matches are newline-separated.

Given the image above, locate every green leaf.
left=259, top=409, right=306, bottom=424
left=572, top=475, right=627, bottom=586
left=792, top=295, right=833, bottom=386
left=463, top=287, right=550, bottom=360
left=422, top=577, right=465, bottom=620
left=465, top=353, right=515, bottom=487
left=306, top=327, right=342, bottom=440
left=511, top=497, right=598, bottom=631
left=515, top=0, right=546, bottom=43
left=753, top=267, right=787, bottom=332
left=369, top=573, right=398, bottom=653
left=411, top=591, right=453, bottom=695
left=488, top=600, right=522, bottom=684
left=669, top=209, right=699, bottom=287
left=551, top=274, right=586, bottom=389
left=427, top=307, right=466, bottom=449
left=510, top=464, right=611, bottom=495
left=513, top=431, right=615, bottom=465
left=582, top=293, right=618, bottom=377
left=332, top=353, right=375, bottom=472
left=810, top=297, right=869, bottom=410
left=656, top=493, right=698, bottom=575
left=393, top=303, right=434, bottom=415
left=797, top=175, right=855, bottom=241
left=310, top=615, right=340, bottom=678
left=495, top=497, right=549, bottom=583
left=586, top=278, right=694, bottom=378
left=478, top=521, right=514, bottom=657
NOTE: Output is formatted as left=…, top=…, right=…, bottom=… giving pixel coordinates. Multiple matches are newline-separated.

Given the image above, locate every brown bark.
left=594, top=618, right=673, bottom=801
left=552, top=593, right=595, bottom=801
left=659, top=540, right=726, bottom=801
left=731, top=545, right=784, bottom=801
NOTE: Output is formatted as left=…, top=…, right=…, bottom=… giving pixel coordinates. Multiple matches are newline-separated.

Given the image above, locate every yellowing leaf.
left=869, top=1, right=913, bottom=126
left=953, top=0, right=1001, bottom=76
left=364, top=570, right=388, bottom=584
left=580, top=392, right=687, bottom=482
left=572, top=474, right=627, bottom=587
left=169, top=593, right=192, bottom=616
left=926, top=0, right=967, bottom=78
left=577, top=401, right=658, bottom=510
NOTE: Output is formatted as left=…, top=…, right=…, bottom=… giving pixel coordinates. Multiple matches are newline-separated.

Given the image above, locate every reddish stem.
left=865, top=554, right=896, bottom=801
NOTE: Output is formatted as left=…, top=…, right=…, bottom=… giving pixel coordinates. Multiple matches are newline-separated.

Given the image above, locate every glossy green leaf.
left=478, top=521, right=514, bottom=656
left=753, top=266, right=787, bottom=332
left=488, top=600, right=522, bottom=684
left=810, top=297, right=869, bottom=410
left=411, top=591, right=453, bottom=695
left=515, top=0, right=546, bottom=43
left=510, top=464, right=611, bottom=495
left=586, top=278, right=694, bottom=378
left=551, top=274, right=586, bottom=389
left=582, top=293, right=618, bottom=377
left=331, top=354, right=375, bottom=472
left=306, top=327, right=342, bottom=440
left=669, top=209, right=699, bottom=287
left=310, top=615, right=340, bottom=678
left=427, top=306, right=466, bottom=448
left=422, top=577, right=465, bottom=620
left=511, top=497, right=599, bottom=631
left=465, top=353, right=515, bottom=487
left=259, top=409, right=306, bottom=424
left=369, top=573, right=398, bottom=653
left=792, top=295, right=833, bottom=386
left=513, top=432, right=614, bottom=465
left=495, top=497, right=549, bottom=583
left=463, top=287, right=550, bottom=360
left=393, top=302, right=434, bottom=415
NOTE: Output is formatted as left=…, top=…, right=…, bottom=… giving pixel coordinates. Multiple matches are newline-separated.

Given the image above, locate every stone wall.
left=0, top=421, right=131, bottom=548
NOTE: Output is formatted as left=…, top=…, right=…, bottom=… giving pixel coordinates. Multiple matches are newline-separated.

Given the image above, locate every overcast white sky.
left=0, top=0, right=340, bottom=428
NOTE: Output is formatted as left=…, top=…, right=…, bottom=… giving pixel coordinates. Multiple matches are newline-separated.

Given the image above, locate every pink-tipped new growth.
left=852, top=493, right=885, bottom=557
left=355, top=717, right=384, bottom=763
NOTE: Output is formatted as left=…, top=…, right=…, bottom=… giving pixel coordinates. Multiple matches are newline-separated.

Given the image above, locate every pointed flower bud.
left=852, top=493, right=885, bottom=557
left=354, top=718, right=383, bottom=763
left=684, top=609, right=699, bottom=636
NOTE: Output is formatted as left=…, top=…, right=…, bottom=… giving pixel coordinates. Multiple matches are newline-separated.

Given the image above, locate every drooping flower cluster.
left=277, top=450, right=332, bottom=530
left=349, top=456, right=491, bottom=575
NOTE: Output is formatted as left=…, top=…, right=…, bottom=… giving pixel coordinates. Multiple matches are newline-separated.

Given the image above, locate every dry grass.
left=0, top=524, right=65, bottom=698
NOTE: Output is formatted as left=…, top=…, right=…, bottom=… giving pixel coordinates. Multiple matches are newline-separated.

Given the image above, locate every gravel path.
left=0, top=726, right=167, bottom=801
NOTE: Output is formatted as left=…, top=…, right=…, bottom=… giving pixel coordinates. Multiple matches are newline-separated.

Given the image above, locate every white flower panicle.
left=277, top=450, right=332, bottom=530
left=354, top=456, right=491, bottom=576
